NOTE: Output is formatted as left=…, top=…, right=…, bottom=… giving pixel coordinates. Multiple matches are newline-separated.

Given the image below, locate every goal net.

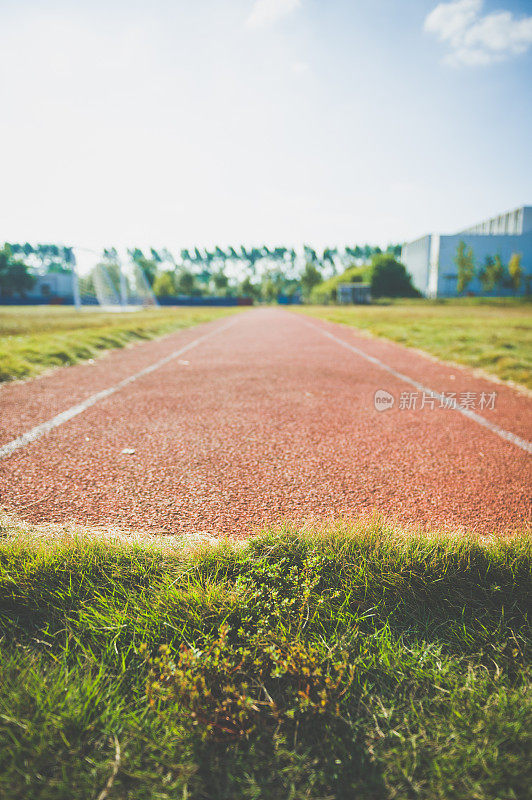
left=72, top=248, right=158, bottom=310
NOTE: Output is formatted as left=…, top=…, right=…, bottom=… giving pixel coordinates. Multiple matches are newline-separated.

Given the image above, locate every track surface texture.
left=1, top=309, right=530, bottom=535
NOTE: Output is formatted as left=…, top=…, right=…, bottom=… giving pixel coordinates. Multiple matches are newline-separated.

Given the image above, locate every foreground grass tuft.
left=0, top=523, right=530, bottom=799
left=0, top=306, right=241, bottom=382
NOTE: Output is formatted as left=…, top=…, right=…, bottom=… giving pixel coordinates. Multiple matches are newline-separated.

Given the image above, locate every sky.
left=0, top=0, right=531, bottom=252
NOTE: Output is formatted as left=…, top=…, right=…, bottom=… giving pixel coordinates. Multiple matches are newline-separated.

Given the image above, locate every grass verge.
left=0, top=306, right=242, bottom=382
left=0, top=519, right=530, bottom=799
left=295, top=299, right=532, bottom=389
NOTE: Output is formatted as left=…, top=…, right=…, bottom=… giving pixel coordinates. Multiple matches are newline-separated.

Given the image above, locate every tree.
left=47, top=263, right=71, bottom=274
left=128, top=248, right=145, bottom=262
left=196, top=269, right=212, bottom=286
left=300, top=261, right=322, bottom=299
left=212, top=270, right=229, bottom=294
left=249, top=248, right=263, bottom=272
left=386, top=243, right=402, bottom=257
left=152, top=271, right=176, bottom=297
left=370, top=254, right=419, bottom=298
left=127, top=249, right=157, bottom=287
left=259, top=268, right=286, bottom=302
left=0, top=245, right=35, bottom=297
left=261, top=278, right=277, bottom=303
left=176, top=269, right=196, bottom=295
left=239, top=276, right=259, bottom=300
left=136, top=257, right=158, bottom=287
left=322, top=248, right=336, bottom=270
left=492, top=254, right=506, bottom=288
left=508, top=252, right=523, bottom=293
left=64, top=247, right=75, bottom=266
left=5, top=263, right=35, bottom=296
left=455, top=240, right=476, bottom=293
left=160, top=248, right=176, bottom=266
left=478, top=254, right=509, bottom=294
left=479, top=255, right=496, bottom=293
left=303, top=245, right=318, bottom=264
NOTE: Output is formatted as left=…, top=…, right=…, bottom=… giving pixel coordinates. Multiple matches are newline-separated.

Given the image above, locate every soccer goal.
left=72, top=248, right=158, bottom=310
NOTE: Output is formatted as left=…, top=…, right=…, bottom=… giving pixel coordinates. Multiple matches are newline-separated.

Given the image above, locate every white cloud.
left=246, top=0, right=301, bottom=29
left=424, top=0, right=532, bottom=66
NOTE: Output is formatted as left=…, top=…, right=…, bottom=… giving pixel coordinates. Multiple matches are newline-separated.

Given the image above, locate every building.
left=22, top=272, right=75, bottom=303
left=31, top=273, right=74, bottom=301
left=337, top=283, right=372, bottom=304
left=0, top=271, right=75, bottom=304
left=401, top=206, right=532, bottom=298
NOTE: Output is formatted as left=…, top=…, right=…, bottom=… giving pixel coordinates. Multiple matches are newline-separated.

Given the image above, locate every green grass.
left=0, top=520, right=530, bottom=799
left=0, top=306, right=242, bottom=382
left=295, top=299, right=532, bottom=389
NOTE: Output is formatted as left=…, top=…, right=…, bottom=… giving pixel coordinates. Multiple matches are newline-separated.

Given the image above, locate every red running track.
left=0, top=309, right=530, bottom=536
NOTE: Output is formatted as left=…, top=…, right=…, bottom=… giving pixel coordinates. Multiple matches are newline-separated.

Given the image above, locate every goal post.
left=71, top=247, right=158, bottom=310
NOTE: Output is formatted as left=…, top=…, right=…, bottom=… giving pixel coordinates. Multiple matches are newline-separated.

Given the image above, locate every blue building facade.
left=401, top=206, right=532, bottom=298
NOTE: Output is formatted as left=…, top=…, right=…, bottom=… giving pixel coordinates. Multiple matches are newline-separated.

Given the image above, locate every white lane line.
left=303, top=319, right=532, bottom=455
left=0, top=316, right=240, bottom=460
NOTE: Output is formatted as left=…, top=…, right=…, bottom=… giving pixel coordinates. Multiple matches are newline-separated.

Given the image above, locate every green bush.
left=370, top=254, right=420, bottom=298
